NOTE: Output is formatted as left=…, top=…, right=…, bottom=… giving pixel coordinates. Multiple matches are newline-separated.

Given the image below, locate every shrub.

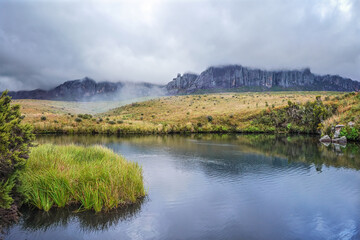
left=41, top=116, right=47, bottom=121
left=117, top=120, right=124, bottom=124
left=340, top=127, right=359, bottom=141
left=0, top=91, right=34, bottom=208
left=75, top=118, right=82, bottom=123
left=78, top=114, right=92, bottom=119
left=207, top=116, right=213, bottom=122
left=108, top=121, right=116, bottom=125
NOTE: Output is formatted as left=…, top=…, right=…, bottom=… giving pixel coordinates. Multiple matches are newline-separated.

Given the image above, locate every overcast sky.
left=0, top=0, right=359, bottom=91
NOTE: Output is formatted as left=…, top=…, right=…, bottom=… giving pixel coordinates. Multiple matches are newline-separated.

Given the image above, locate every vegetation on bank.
left=18, top=144, right=145, bottom=212
left=251, top=97, right=338, bottom=133
left=15, top=92, right=341, bottom=134
left=320, top=92, right=360, bottom=141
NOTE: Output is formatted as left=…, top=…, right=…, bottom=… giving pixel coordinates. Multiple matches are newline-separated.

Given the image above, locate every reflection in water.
left=20, top=198, right=144, bottom=233
left=5, top=134, right=360, bottom=240
left=36, top=133, right=360, bottom=170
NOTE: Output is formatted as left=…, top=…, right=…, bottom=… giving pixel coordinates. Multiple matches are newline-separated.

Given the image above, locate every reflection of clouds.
left=15, top=134, right=360, bottom=240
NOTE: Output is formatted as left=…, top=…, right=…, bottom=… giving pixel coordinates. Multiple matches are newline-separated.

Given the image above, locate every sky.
left=0, top=0, right=359, bottom=91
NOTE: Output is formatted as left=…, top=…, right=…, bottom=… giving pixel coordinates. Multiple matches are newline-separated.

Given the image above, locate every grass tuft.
left=18, top=144, right=145, bottom=212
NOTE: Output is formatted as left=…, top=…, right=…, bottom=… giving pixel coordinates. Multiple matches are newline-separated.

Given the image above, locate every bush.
left=41, top=116, right=47, bottom=121
left=75, top=118, right=82, bottom=123
left=78, top=114, right=92, bottom=119
left=207, top=116, right=213, bottom=122
left=0, top=91, right=34, bottom=208
left=117, top=120, right=124, bottom=124
left=108, top=121, right=116, bottom=125
left=253, top=98, right=337, bottom=133
left=340, top=127, right=359, bottom=141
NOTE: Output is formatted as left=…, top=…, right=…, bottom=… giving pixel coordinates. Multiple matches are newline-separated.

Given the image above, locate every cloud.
left=0, top=0, right=359, bottom=90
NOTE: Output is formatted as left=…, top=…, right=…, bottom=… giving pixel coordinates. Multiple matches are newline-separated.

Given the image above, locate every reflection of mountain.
left=36, top=134, right=360, bottom=171
left=20, top=199, right=144, bottom=232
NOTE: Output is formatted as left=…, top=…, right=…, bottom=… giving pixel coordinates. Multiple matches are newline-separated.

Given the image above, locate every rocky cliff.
left=8, top=77, right=165, bottom=101
left=166, top=65, right=360, bottom=94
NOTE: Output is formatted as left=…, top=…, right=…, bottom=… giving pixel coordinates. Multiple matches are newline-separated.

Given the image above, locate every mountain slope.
left=8, top=77, right=165, bottom=101
left=166, top=65, right=360, bottom=94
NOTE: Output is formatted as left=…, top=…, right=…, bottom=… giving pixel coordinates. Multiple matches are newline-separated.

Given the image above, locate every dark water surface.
left=4, top=134, right=360, bottom=240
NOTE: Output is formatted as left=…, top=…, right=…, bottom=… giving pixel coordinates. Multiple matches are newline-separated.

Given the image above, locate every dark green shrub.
left=75, top=118, right=82, bottom=123
left=0, top=91, right=34, bottom=208
left=117, top=120, right=124, bottom=124
left=108, top=121, right=116, bottom=125
left=41, top=116, right=47, bottom=121
left=78, top=114, right=92, bottom=119
left=340, top=127, right=359, bottom=141
left=207, top=116, right=213, bottom=122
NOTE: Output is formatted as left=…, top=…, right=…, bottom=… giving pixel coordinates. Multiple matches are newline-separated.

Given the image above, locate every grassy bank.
left=15, top=92, right=341, bottom=134
left=18, top=144, right=145, bottom=212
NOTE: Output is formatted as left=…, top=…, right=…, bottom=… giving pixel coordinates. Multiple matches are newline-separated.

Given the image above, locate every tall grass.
left=18, top=144, right=145, bottom=212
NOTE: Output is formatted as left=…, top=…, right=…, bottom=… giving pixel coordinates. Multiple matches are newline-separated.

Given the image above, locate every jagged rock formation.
left=8, top=77, right=165, bottom=101
left=166, top=65, right=360, bottom=94
left=5, top=65, right=360, bottom=101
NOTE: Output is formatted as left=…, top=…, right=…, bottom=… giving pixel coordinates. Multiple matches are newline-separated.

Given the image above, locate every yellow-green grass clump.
left=18, top=144, right=145, bottom=212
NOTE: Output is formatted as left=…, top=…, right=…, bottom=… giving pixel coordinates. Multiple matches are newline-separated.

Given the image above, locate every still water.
left=4, top=134, right=360, bottom=240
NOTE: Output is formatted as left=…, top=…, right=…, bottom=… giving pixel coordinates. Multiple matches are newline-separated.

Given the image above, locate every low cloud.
left=0, top=0, right=359, bottom=91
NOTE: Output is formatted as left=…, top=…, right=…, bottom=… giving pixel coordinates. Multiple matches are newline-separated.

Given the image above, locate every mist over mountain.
left=7, top=77, right=165, bottom=101
left=5, top=64, right=360, bottom=101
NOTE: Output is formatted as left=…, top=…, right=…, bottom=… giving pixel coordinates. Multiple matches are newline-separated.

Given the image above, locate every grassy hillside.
left=14, top=91, right=343, bottom=134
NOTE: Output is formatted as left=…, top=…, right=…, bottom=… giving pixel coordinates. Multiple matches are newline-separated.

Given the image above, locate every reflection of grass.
left=18, top=144, right=145, bottom=212
left=14, top=92, right=341, bottom=134
left=20, top=198, right=145, bottom=232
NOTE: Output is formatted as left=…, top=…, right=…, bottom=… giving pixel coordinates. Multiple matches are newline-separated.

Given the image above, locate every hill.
left=15, top=91, right=343, bottom=134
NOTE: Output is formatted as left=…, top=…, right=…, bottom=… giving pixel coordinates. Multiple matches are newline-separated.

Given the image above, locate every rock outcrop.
left=319, top=135, right=331, bottom=143
left=166, top=65, right=360, bottom=94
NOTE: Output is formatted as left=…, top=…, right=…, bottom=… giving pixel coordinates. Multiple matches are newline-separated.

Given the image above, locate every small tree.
left=0, top=91, right=34, bottom=208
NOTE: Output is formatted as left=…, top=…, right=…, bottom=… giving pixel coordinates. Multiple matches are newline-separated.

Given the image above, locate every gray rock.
left=334, top=125, right=345, bottom=138
left=319, top=135, right=331, bottom=143
left=166, top=65, right=360, bottom=94
left=348, top=121, right=355, bottom=127
left=332, top=136, right=347, bottom=144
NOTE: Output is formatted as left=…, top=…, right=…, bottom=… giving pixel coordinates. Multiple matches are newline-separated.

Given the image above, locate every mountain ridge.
left=7, top=77, right=165, bottom=101
left=166, top=65, right=360, bottom=94
left=5, top=65, right=360, bottom=101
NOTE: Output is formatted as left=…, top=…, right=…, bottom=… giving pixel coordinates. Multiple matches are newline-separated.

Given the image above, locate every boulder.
left=332, top=136, right=347, bottom=144
left=334, top=125, right=345, bottom=138
left=348, top=121, right=355, bottom=128
left=319, top=135, right=331, bottom=143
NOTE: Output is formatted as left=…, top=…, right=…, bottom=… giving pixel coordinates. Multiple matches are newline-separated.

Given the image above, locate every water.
left=4, top=134, right=360, bottom=240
